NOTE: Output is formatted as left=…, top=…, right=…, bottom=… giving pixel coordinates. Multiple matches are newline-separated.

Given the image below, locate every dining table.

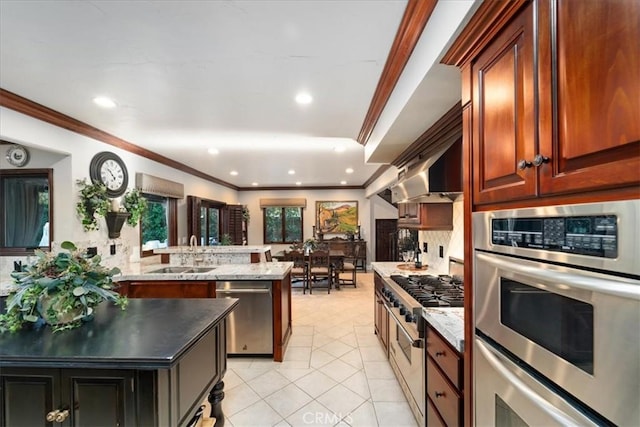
left=274, top=249, right=346, bottom=290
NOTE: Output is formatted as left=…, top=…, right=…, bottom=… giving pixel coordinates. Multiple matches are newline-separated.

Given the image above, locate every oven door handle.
left=476, top=336, right=595, bottom=426
left=477, top=251, right=640, bottom=300
left=386, top=305, right=423, bottom=348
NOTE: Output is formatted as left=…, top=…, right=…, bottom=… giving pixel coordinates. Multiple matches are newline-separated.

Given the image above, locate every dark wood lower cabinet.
left=118, top=279, right=216, bottom=298
left=425, top=324, right=463, bottom=426
left=1, top=368, right=134, bottom=427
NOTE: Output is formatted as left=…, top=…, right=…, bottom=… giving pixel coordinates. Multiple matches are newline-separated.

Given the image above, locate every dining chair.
left=308, top=249, right=332, bottom=294
left=284, top=249, right=309, bottom=293
left=338, top=243, right=358, bottom=287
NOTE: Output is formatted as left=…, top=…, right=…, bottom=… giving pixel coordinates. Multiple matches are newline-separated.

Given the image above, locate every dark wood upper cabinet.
left=449, top=0, right=640, bottom=206
left=537, top=0, right=640, bottom=195
left=472, top=2, right=536, bottom=204
left=398, top=203, right=453, bottom=230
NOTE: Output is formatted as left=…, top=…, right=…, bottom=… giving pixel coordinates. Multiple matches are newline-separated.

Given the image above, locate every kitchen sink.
left=146, top=266, right=216, bottom=274
left=186, top=267, right=217, bottom=273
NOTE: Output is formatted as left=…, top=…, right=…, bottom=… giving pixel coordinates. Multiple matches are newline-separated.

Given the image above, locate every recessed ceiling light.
left=251, top=182, right=259, bottom=186
left=345, top=168, right=354, bottom=174
left=334, top=146, right=346, bottom=153
left=93, top=96, right=116, bottom=109
left=288, top=169, right=296, bottom=175
left=341, top=180, right=347, bottom=185
left=295, top=92, right=313, bottom=105
left=207, top=148, right=219, bottom=155
left=230, top=170, right=238, bottom=176
left=295, top=181, right=302, bottom=186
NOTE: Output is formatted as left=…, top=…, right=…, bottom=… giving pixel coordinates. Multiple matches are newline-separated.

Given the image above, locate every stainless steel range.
left=380, top=273, right=465, bottom=426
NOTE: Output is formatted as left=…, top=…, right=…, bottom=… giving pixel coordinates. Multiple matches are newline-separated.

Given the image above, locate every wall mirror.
left=0, top=169, right=53, bottom=254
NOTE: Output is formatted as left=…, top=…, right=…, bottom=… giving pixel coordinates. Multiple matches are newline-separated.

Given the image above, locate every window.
left=264, top=207, right=303, bottom=244
left=140, top=194, right=176, bottom=257
left=201, top=204, right=220, bottom=245
left=0, top=169, right=53, bottom=254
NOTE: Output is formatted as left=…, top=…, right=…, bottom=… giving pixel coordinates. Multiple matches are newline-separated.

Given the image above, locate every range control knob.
left=399, top=305, right=407, bottom=315
left=405, top=313, right=414, bottom=323
left=393, top=300, right=400, bottom=308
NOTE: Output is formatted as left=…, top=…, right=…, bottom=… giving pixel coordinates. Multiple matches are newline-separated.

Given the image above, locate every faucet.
left=189, top=235, right=204, bottom=265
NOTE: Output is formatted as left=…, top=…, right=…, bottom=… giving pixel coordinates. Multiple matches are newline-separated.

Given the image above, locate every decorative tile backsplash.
left=418, top=198, right=464, bottom=275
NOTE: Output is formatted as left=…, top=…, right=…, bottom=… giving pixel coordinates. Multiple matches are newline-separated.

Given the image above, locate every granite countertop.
left=0, top=282, right=16, bottom=297
left=371, top=262, right=465, bottom=353
left=370, top=261, right=446, bottom=277
left=0, top=298, right=238, bottom=369
left=423, top=307, right=465, bottom=352
left=154, top=245, right=271, bottom=254
left=115, top=261, right=293, bottom=282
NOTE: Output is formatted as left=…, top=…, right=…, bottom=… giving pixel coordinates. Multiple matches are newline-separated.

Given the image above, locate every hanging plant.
left=76, top=179, right=109, bottom=231
left=76, top=180, right=147, bottom=232
left=122, top=188, right=147, bottom=226
left=242, top=205, right=250, bottom=224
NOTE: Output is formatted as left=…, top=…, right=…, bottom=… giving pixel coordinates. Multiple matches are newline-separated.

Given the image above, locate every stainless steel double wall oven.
left=473, top=200, right=640, bottom=426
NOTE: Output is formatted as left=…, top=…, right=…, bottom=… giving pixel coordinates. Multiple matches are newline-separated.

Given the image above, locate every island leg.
left=208, top=381, right=225, bottom=427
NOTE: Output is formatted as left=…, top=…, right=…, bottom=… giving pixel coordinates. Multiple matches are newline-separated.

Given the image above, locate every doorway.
left=375, top=218, right=397, bottom=261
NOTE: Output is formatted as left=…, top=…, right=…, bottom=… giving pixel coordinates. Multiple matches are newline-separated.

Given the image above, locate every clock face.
left=90, top=152, right=129, bottom=197
left=100, top=159, right=126, bottom=191
left=6, top=145, right=30, bottom=167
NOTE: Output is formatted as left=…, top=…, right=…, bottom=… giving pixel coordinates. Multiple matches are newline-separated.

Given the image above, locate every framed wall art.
left=316, top=200, right=358, bottom=234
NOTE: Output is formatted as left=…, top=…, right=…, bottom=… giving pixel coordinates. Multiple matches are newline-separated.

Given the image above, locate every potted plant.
left=0, top=241, right=128, bottom=333
left=303, top=238, right=318, bottom=253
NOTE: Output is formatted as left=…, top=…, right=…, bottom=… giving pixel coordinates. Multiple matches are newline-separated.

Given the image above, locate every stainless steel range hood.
left=391, top=139, right=462, bottom=203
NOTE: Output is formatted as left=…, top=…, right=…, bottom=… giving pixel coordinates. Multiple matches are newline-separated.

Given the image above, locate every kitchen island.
left=0, top=298, right=237, bottom=427
left=115, top=262, right=293, bottom=362
left=154, top=245, right=272, bottom=265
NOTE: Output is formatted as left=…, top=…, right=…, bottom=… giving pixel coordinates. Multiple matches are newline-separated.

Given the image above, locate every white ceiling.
left=0, top=0, right=476, bottom=189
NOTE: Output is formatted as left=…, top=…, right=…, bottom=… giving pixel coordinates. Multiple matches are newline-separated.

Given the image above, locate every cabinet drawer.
left=426, top=327, right=462, bottom=389
left=426, top=397, right=447, bottom=427
left=427, top=357, right=462, bottom=427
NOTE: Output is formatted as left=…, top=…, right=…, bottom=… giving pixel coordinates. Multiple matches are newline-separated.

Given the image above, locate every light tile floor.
left=201, top=272, right=419, bottom=427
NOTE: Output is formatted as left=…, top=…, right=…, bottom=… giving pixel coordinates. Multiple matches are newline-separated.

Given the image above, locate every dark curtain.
left=4, top=180, right=44, bottom=247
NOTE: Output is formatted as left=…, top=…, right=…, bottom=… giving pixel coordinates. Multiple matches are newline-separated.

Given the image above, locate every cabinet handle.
left=46, top=410, right=60, bottom=422
left=55, top=409, right=70, bottom=423
left=533, top=154, right=550, bottom=167
left=435, top=351, right=445, bottom=357
left=435, top=391, right=445, bottom=398
left=517, top=159, right=533, bottom=170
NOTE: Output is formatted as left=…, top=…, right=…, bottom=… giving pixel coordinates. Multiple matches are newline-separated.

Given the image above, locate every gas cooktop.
left=389, top=274, right=464, bottom=308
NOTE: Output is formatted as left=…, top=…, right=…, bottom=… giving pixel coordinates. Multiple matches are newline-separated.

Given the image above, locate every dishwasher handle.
left=216, top=288, right=271, bottom=295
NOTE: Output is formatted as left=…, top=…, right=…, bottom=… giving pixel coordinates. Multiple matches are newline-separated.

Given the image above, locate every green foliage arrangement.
left=242, top=205, right=250, bottom=224
left=76, top=179, right=109, bottom=231
left=122, top=188, right=147, bottom=226
left=220, top=234, right=233, bottom=246
left=76, top=180, right=147, bottom=232
left=0, top=241, right=127, bottom=333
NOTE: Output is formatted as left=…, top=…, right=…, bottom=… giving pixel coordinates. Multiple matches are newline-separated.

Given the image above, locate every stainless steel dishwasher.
left=215, top=281, right=273, bottom=355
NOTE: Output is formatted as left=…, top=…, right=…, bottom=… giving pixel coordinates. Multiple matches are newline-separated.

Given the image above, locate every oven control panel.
left=491, top=215, right=617, bottom=258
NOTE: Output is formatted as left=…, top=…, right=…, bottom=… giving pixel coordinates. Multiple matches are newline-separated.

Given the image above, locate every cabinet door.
left=1, top=369, right=58, bottom=427
left=61, top=370, right=135, bottom=427
left=472, top=2, right=537, bottom=204
left=537, top=0, right=640, bottom=195
left=398, top=203, right=420, bottom=225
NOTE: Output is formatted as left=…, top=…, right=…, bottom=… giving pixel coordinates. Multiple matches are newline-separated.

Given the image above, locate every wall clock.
left=6, top=144, right=30, bottom=167
left=89, top=151, right=129, bottom=197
